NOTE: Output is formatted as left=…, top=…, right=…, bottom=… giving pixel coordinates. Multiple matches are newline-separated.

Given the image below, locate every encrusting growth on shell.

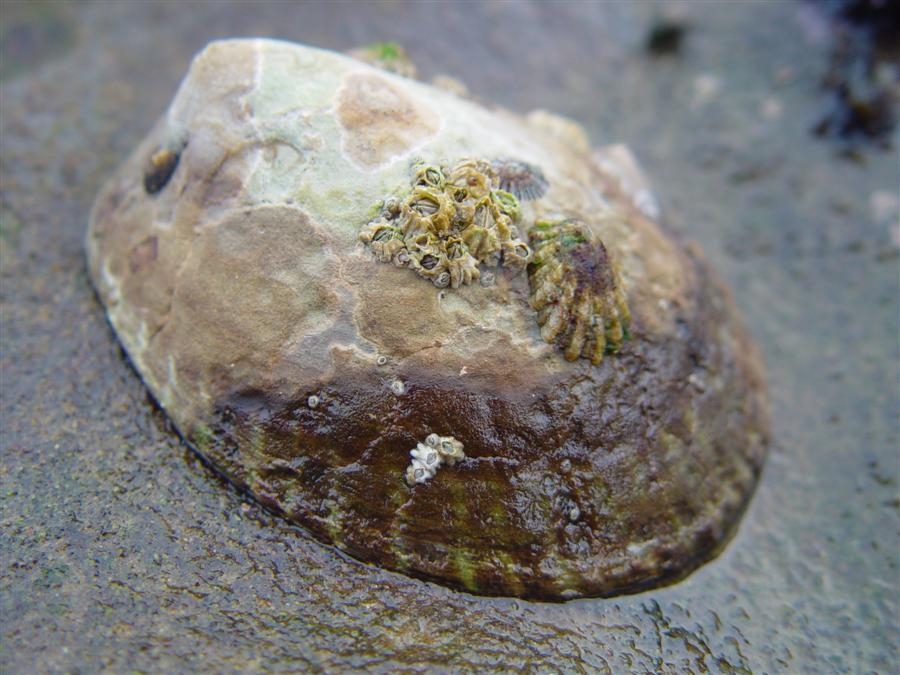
left=405, top=433, right=465, bottom=486
left=492, top=158, right=549, bottom=201
left=88, top=40, right=770, bottom=600
left=360, top=163, right=631, bottom=366
left=527, top=219, right=631, bottom=364
left=360, top=159, right=533, bottom=289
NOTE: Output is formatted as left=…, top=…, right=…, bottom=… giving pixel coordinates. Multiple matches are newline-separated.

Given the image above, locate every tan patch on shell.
left=527, top=219, right=630, bottom=364
left=336, top=73, right=440, bottom=170
left=128, top=236, right=158, bottom=274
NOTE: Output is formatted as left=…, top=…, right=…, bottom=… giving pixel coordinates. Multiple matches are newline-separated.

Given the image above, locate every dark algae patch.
left=812, top=0, right=899, bottom=149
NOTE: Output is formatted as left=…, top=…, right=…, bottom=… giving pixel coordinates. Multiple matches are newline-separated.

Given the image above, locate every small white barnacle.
left=412, top=443, right=440, bottom=467
left=404, top=433, right=466, bottom=486
left=307, top=394, right=320, bottom=409
left=405, top=461, right=435, bottom=485
left=432, top=271, right=451, bottom=288
left=390, top=379, right=406, bottom=395
left=376, top=354, right=389, bottom=366
left=437, top=437, right=465, bottom=464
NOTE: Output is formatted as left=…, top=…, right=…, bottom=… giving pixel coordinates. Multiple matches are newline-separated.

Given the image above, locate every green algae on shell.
left=86, top=39, right=769, bottom=600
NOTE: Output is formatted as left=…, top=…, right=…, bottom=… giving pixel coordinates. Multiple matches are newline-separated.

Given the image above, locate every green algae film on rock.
left=86, top=39, right=769, bottom=600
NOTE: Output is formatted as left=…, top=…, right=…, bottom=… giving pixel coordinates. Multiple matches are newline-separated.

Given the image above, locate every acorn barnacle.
left=492, top=158, right=549, bottom=201
left=412, top=164, right=446, bottom=190
left=447, top=158, right=496, bottom=200
left=359, top=220, right=406, bottom=263
left=527, top=219, right=630, bottom=364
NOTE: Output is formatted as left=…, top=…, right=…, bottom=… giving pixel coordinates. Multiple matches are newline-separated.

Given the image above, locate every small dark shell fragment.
left=492, top=158, right=549, bottom=201
left=143, top=147, right=181, bottom=194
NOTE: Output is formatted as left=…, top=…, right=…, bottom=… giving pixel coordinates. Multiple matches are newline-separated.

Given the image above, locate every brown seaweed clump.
left=359, top=159, right=532, bottom=289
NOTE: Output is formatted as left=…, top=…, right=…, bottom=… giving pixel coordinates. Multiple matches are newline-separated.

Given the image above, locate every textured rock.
left=86, top=39, right=769, bottom=600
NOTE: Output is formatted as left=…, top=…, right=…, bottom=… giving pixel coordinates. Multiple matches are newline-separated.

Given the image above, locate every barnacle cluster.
left=360, top=159, right=534, bottom=289
left=527, top=219, right=630, bottom=364
left=405, top=433, right=465, bottom=486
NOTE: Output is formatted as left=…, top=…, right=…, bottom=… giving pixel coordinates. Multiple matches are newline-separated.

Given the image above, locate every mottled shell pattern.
left=361, top=160, right=630, bottom=364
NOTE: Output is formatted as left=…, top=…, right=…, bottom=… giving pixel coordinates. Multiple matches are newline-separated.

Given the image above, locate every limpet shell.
left=86, top=40, right=769, bottom=600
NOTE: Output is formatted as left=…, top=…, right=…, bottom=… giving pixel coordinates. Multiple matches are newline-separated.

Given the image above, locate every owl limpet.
left=86, top=39, right=769, bottom=600
left=527, top=219, right=631, bottom=364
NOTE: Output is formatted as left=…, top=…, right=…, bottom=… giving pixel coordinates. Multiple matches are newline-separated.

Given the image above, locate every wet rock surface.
left=1, top=0, right=897, bottom=671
